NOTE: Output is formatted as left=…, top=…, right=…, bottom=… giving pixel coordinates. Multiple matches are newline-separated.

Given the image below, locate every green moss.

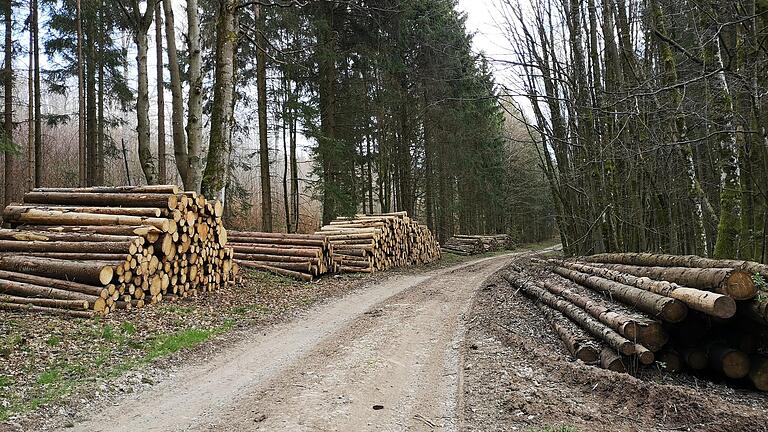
left=46, top=336, right=61, bottom=346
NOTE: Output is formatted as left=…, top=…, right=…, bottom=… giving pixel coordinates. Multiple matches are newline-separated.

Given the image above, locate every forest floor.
left=0, top=241, right=542, bottom=432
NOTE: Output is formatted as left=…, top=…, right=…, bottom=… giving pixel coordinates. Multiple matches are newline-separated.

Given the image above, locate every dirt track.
left=63, top=253, right=518, bottom=432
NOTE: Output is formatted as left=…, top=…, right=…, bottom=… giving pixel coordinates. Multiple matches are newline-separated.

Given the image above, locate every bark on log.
left=4, top=209, right=171, bottom=232
left=551, top=266, right=688, bottom=322
left=537, top=277, right=643, bottom=340
left=504, top=272, right=635, bottom=355
left=0, top=301, right=95, bottom=318
left=0, top=256, right=115, bottom=285
left=586, top=252, right=768, bottom=278
left=588, top=263, right=756, bottom=300
left=23, top=191, right=178, bottom=209
left=0, top=270, right=108, bottom=297
left=0, top=228, right=139, bottom=243
left=554, top=260, right=736, bottom=318
left=708, top=342, right=750, bottom=379
left=5, top=204, right=162, bottom=217
left=656, top=349, right=683, bottom=372
left=749, top=356, right=768, bottom=391
left=535, top=302, right=600, bottom=363
left=0, top=294, right=89, bottom=310
left=237, top=261, right=312, bottom=281
left=600, top=347, right=626, bottom=372
left=32, top=185, right=181, bottom=194
left=0, top=239, right=139, bottom=254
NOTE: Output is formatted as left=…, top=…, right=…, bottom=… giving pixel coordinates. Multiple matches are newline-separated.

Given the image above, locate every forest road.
left=66, top=252, right=525, bottom=432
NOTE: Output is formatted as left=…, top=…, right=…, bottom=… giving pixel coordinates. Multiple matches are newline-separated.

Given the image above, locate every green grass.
left=45, top=336, right=61, bottom=347
left=0, top=375, right=12, bottom=387
left=144, top=329, right=216, bottom=362
left=121, top=321, right=137, bottom=335
left=36, top=369, right=61, bottom=385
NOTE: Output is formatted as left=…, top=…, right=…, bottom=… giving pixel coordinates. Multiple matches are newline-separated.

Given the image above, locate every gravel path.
left=63, top=253, right=518, bottom=432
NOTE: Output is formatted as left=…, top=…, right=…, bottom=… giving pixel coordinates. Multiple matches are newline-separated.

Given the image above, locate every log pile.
left=504, top=252, right=768, bottom=391
left=0, top=185, right=238, bottom=318
left=315, top=212, right=440, bottom=273
left=229, top=231, right=335, bottom=281
left=440, top=234, right=512, bottom=256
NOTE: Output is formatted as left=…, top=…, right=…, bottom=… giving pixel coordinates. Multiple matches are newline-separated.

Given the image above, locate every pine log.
left=749, top=356, right=768, bottom=391
left=535, top=302, right=600, bottom=363
left=551, top=266, right=688, bottom=322
left=234, top=260, right=311, bottom=273
left=656, top=349, right=683, bottom=372
left=0, top=279, right=106, bottom=311
left=32, top=185, right=181, bottom=194
left=589, top=263, right=756, bottom=300
left=0, top=301, right=95, bottom=318
left=536, top=278, right=643, bottom=340
left=0, top=239, right=139, bottom=254
left=5, top=204, right=162, bottom=217
left=228, top=244, right=320, bottom=258
left=23, top=191, right=178, bottom=209
left=18, top=224, right=163, bottom=242
left=4, top=209, right=171, bottom=232
left=681, top=347, right=708, bottom=370
left=0, top=256, right=115, bottom=285
left=554, top=260, right=736, bottom=319
left=504, top=272, right=635, bottom=355
left=0, top=294, right=89, bottom=310
left=600, top=347, right=626, bottom=372
left=586, top=252, right=768, bottom=278
left=238, top=261, right=312, bottom=281
left=3, top=252, right=130, bottom=261
left=228, top=231, right=327, bottom=241
left=0, top=270, right=108, bottom=297
left=708, top=342, right=750, bottom=379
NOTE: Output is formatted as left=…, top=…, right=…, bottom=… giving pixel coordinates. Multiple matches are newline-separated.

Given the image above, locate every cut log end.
left=600, top=348, right=626, bottom=373
left=724, top=270, right=758, bottom=301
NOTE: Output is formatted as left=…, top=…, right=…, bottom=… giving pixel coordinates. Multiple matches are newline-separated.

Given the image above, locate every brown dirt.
left=462, top=258, right=768, bottom=432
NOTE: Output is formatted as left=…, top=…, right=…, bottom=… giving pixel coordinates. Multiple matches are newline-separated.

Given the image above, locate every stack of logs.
left=0, top=185, right=237, bottom=318
left=440, top=234, right=512, bottom=256
left=229, top=231, right=335, bottom=282
left=504, top=252, right=768, bottom=391
left=316, top=212, right=441, bottom=273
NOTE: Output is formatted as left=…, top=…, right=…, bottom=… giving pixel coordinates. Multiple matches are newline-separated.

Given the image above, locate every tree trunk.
left=135, top=20, right=157, bottom=185
left=202, top=0, right=236, bottom=199
left=3, top=0, right=13, bottom=207
left=255, top=3, right=272, bottom=231
left=76, top=0, right=86, bottom=187
left=186, top=0, right=204, bottom=192
left=316, top=0, right=337, bottom=224
left=162, top=0, right=190, bottom=189
left=155, top=1, right=166, bottom=184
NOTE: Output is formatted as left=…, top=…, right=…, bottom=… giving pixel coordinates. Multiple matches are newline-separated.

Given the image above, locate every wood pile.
left=504, top=252, right=768, bottom=391
left=0, top=185, right=238, bottom=318
left=315, top=212, right=440, bottom=273
left=228, top=231, right=335, bottom=282
left=440, top=234, right=512, bottom=256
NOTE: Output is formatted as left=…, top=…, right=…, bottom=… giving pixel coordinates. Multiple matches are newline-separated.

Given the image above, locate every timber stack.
left=440, top=234, right=512, bottom=256
left=316, top=212, right=440, bottom=273
left=229, top=231, right=335, bottom=281
left=0, top=185, right=238, bottom=318
left=504, top=252, right=768, bottom=391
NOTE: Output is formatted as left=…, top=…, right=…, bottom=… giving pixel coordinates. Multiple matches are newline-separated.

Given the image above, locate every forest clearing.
left=1, top=0, right=768, bottom=431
